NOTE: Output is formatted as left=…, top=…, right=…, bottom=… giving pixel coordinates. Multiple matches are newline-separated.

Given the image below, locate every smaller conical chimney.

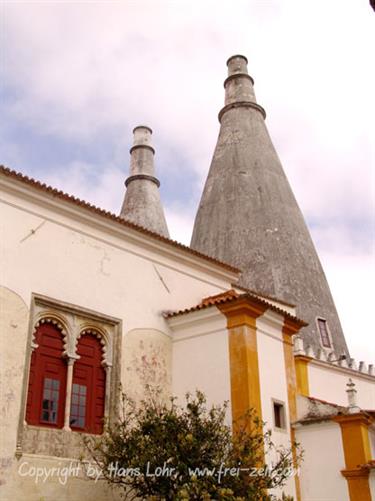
left=120, top=126, right=169, bottom=237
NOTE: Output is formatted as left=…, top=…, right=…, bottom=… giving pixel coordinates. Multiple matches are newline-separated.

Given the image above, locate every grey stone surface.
left=191, top=55, right=349, bottom=356
left=120, top=126, right=169, bottom=238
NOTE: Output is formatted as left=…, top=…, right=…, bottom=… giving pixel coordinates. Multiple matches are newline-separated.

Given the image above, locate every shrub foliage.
left=84, top=389, right=301, bottom=500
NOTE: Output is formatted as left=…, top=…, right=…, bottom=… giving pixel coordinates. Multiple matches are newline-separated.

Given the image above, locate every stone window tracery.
left=17, top=294, right=121, bottom=459
left=26, top=320, right=108, bottom=434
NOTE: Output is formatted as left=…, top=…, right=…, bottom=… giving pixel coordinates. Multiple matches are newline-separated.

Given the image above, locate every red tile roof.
left=164, top=289, right=307, bottom=327
left=232, top=283, right=296, bottom=308
left=306, top=396, right=344, bottom=409
left=201, top=289, right=239, bottom=305
left=360, top=460, right=375, bottom=470
left=0, top=166, right=239, bottom=273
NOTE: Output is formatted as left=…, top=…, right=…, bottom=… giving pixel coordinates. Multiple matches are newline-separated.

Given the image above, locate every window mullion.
left=63, top=357, right=77, bottom=431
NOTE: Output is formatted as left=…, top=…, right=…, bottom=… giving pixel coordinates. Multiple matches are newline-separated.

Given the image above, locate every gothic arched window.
left=70, top=333, right=106, bottom=434
left=26, top=323, right=67, bottom=428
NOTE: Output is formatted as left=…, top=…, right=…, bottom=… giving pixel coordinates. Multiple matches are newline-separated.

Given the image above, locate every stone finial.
left=339, top=355, right=349, bottom=368
left=368, top=364, right=374, bottom=376
left=293, top=335, right=306, bottom=356
left=120, top=126, right=169, bottom=237
left=306, top=346, right=315, bottom=358
left=317, top=349, right=327, bottom=362
left=358, top=361, right=367, bottom=373
left=349, top=358, right=358, bottom=371
left=346, top=378, right=360, bottom=414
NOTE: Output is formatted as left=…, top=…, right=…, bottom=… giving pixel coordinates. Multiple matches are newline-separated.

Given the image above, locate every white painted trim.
left=167, top=307, right=224, bottom=329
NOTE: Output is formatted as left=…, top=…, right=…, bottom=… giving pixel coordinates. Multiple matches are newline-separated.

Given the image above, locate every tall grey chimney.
left=191, top=55, right=349, bottom=356
left=120, top=126, right=169, bottom=238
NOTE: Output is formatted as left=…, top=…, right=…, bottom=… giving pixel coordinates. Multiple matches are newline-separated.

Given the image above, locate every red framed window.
left=71, top=333, right=106, bottom=434
left=26, top=323, right=67, bottom=428
left=317, top=318, right=331, bottom=348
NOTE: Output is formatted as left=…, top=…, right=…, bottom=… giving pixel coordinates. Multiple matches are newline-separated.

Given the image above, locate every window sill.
left=19, top=423, right=103, bottom=459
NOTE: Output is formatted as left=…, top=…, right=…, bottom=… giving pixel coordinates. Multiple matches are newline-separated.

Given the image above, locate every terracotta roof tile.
left=232, top=283, right=296, bottom=308
left=0, top=166, right=239, bottom=273
left=164, top=290, right=307, bottom=327
left=359, top=460, right=375, bottom=470
left=201, top=289, right=239, bottom=305
left=305, top=396, right=344, bottom=409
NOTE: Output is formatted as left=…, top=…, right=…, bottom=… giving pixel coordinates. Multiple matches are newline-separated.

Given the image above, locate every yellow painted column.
left=294, top=355, right=311, bottom=396
left=334, top=413, right=373, bottom=501
left=219, top=297, right=267, bottom=428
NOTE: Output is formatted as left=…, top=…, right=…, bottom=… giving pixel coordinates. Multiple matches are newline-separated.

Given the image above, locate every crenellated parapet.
left=293, top=335, right=374, bottom=377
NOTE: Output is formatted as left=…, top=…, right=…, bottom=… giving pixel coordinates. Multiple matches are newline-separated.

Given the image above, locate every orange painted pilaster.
left=294, top=355, right=311, bottom=396
left=219, top=298, right=267, bottom=428
left=334, top=413, right=373, bottom=501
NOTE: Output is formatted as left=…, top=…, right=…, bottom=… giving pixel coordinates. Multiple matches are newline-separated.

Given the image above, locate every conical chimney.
left=120, top=126, right=169, bottom=238
left=191, top=55, right=349, bottom=356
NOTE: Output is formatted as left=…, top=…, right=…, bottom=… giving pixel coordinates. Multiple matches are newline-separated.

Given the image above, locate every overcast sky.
left=1, top=1, right=374, bottom=362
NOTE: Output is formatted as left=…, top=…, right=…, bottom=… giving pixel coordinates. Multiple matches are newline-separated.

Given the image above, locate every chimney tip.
left=226, top=55, right=249, bottom=78
left=133, top=125, right=153, bottom=134
left=226, top=54, right=248, bottom=66
left=130, top=125, right=154, bottom=153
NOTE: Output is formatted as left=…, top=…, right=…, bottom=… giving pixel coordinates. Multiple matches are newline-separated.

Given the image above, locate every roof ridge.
left=232, top=283, right=296, bottom=308
left=164, top=289, right=307, bottom=327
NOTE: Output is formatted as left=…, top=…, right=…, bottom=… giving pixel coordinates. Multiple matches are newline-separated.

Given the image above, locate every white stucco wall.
left=256, top=310, right=296, bottom=500
left=296, top=421, right=349, bottom=501
left=0, top=192, right=234, bottom=334
left=170, top=308, right=231, bottom=418
left=0, top=178, right=237, bottom=500
left=0, top=288, right=29, bottom=484
left=1, top=455, right=122, bottom=501
left=308, top=362, right=375, bottom=409
left=257, top=311, right=290, bottom=435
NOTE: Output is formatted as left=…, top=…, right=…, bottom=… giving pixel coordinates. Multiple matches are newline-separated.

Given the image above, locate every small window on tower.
left=317, top=318, right=331, bottom=348
left=272, top=400, right=286, bottom=430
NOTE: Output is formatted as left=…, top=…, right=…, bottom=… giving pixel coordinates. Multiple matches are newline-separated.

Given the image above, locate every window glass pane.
left=318, top=319, right=331, bottom=348
left=70, top=384, right=87, bottom=428
left=40, top=378, right=59, bottom=424
left=274, top=405, right=281, bottom=428
left=273, top=402, right=285, bottom=429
